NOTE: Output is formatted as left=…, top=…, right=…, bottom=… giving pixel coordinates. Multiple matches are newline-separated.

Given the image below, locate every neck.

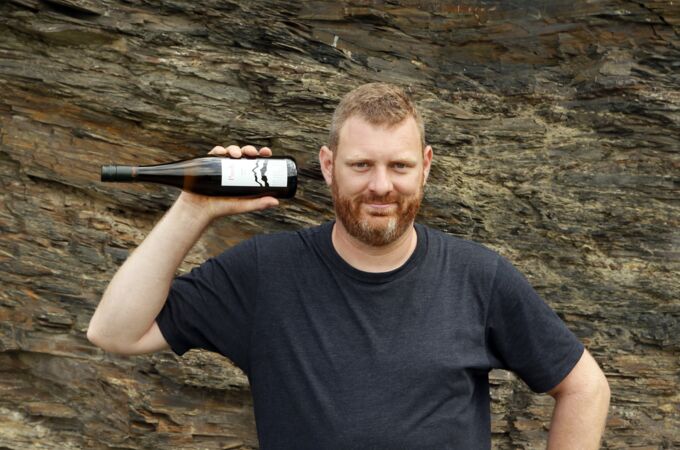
left=331, top=220, right=418, bottom=273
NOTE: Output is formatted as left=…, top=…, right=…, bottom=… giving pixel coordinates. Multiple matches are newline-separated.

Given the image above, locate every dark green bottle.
left=101, top=156, right=297, bottom=198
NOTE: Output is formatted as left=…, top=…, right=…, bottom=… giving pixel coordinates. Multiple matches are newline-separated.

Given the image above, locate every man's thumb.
left=255, top=196, right=279, bottom=210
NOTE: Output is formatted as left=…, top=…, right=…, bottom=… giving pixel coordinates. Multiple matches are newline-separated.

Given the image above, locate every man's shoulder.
left=213, top=223, right=328, bottom=269
left=249, top=221, right=330, bottom=254
left=418, top=223, right=500, bottom=264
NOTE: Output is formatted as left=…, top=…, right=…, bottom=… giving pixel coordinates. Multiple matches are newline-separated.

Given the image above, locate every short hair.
left=328, top=83, right=425, bottom=151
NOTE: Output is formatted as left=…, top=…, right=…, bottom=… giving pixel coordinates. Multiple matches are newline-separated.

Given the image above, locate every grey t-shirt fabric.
left=156, top=221, right=584, bottom=449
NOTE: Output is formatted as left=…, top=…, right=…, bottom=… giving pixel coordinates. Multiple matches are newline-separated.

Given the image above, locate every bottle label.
left=221, top=159, right=288, bottom=188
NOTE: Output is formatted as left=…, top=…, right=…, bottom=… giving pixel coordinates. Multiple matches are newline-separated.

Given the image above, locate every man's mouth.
left=363, top=202, right=398, bottom=214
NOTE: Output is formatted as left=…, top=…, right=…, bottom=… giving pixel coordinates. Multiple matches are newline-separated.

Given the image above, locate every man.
left=88, top=83, right=610, bottom=449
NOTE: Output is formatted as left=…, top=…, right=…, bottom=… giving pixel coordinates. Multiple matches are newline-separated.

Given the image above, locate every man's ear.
left=422, top=145, right=433, bottom=185
left=319, top=145, right=334, bottom=186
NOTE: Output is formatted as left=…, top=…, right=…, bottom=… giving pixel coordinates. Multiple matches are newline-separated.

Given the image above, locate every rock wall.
left=0, top=0, right=678, bottom=448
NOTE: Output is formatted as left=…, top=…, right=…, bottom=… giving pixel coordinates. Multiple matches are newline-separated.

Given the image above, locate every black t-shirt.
left=156, top=221, right=584, bottom=449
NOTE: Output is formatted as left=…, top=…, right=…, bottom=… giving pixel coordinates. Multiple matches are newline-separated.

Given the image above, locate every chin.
left=355, top=217, right=401, bottom=246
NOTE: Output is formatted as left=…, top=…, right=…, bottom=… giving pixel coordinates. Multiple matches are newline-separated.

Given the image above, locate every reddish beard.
left=331, top=176, right=423, bottom=247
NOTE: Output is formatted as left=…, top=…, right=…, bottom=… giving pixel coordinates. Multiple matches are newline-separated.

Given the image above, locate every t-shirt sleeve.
left=155, top=238, right=258, bottom=372
left=485, top=255, right=584, bottom=393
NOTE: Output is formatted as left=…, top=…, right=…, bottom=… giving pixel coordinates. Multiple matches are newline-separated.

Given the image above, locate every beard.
left=332, top=176, right=423, bottom=247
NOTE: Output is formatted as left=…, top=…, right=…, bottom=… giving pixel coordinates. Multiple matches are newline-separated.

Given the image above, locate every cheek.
left=393, top=175, right=422, bottom=194
left=336, top=173, right=368, bottom=195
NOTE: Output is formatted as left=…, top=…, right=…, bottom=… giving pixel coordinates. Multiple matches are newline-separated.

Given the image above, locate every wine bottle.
left=101, top=156, right=297, bottom=198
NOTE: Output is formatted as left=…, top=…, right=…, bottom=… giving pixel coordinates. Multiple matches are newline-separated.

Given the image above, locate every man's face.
left=328, top=115, right=431, bottom=246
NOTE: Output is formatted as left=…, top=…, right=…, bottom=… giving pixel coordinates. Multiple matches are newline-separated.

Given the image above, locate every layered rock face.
left=0, top=0, right=678, bottom=448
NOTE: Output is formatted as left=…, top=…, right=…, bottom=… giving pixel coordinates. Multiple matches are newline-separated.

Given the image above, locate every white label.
left=221, top=158, right=288, bottom=187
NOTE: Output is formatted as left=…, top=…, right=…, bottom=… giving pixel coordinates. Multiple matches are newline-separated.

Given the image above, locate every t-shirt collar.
left=315, top=220, right=427, bottom=283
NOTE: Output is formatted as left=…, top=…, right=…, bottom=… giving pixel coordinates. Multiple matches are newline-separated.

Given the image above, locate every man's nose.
left=368, top=166, right=393, bottom=195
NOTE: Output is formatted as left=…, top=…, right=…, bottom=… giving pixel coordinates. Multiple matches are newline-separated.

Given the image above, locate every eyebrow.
left=344, top=156, right=419, bottom=165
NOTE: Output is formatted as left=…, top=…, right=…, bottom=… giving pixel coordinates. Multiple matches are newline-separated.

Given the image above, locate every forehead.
left=336, top=115, right=422, bottom=159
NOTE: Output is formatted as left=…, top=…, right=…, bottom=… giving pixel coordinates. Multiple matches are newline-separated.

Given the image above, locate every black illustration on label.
left=252, top=160, right=269, bottom=187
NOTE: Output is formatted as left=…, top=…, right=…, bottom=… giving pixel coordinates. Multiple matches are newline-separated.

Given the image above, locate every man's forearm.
left=547, top=381, right=610, bottom=449
left=87, top=195, right=211, bottom=352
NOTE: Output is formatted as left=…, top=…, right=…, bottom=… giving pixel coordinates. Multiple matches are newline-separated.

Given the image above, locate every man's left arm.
left=546, top=349, right=610, bottom=449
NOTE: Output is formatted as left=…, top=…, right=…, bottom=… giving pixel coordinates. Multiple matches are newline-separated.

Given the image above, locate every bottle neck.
left=101, top=165, right=137, bottom=182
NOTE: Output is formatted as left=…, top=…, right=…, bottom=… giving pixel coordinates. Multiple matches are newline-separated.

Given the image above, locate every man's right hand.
left=176, top=145, right=280, bottom=223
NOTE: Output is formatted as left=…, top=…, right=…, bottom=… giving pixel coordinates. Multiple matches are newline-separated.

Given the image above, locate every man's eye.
left=353, top=162, right=368, bottom=168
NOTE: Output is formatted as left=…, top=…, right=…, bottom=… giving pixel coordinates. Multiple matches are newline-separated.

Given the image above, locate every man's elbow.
left=582, top=370, right=611, bottom=413
left=600, top=372, right=611, bottom=396
left=598, top=372, right=611, bottom=408
left=584, top=363, right=610, bottom=399
left=87, top=320, right=168, bottom=356
left=586, top=363, right=610, bottom=405
left=86, top=324, right=128, bottom=355
left=87, top=325, right=113, bottom=352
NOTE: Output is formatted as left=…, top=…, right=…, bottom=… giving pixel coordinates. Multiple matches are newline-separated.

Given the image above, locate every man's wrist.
left=173, top=192, right=215, bottom=229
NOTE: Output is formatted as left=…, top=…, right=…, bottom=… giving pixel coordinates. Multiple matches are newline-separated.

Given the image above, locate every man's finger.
left=226, top=145, right=241, bottom=158
left=242, top=145, right=258, bottom=157
left=255, top=196, right=279, bottom=210
left=259, top=147, right=272, bottom=157
left=230, top=196, right=279, bottom=214
left=208, top=145, right=226, bottom=155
